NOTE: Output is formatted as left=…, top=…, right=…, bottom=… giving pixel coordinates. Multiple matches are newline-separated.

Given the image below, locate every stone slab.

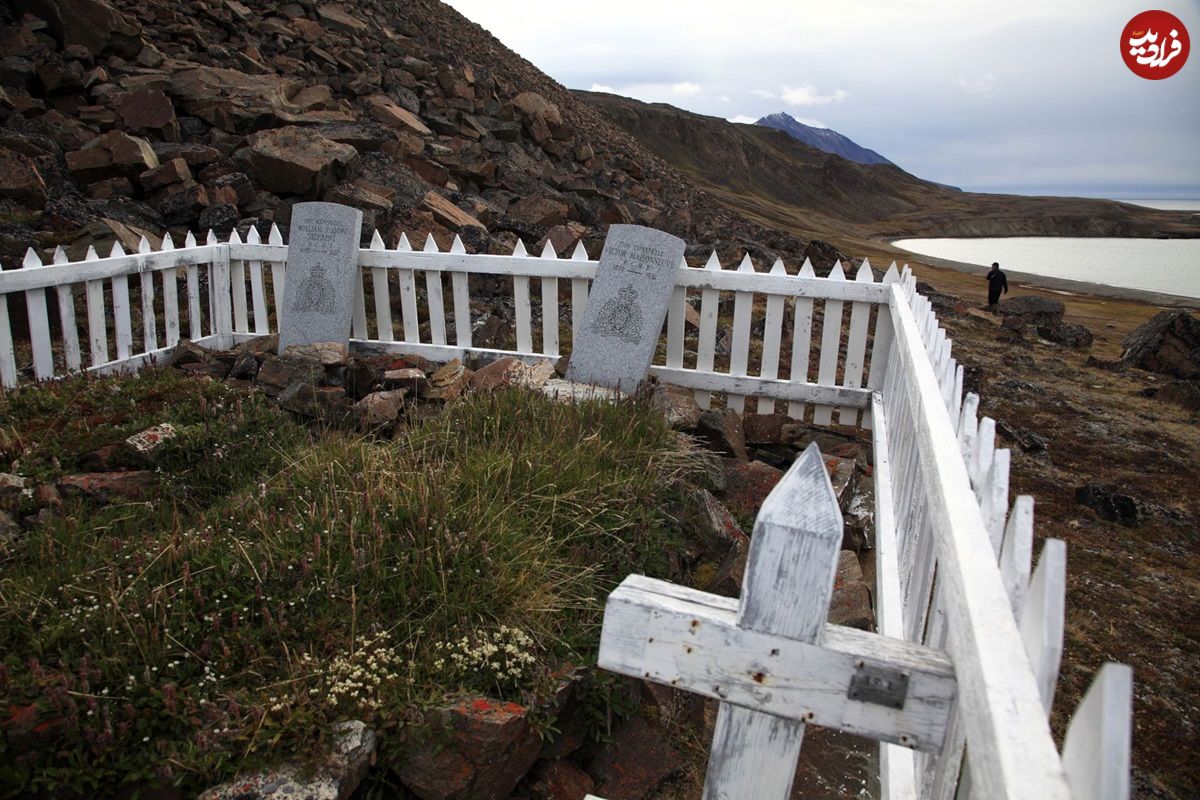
left=278, top=202, right=363, bottom=352
left=566, top=224, right=685, bottom=392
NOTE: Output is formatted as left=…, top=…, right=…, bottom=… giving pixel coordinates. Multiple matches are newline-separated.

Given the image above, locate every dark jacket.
left=986, top=269, right=1008, bottom=298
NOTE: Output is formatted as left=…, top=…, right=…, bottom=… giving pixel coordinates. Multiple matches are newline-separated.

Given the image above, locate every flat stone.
left=743, top=412, right=790, bottom=444
left=365, top=94, right=432, bottom=136
left=256, top=352, right=324, bottom=395
left=566, top=225, right=686, bottom=392
left=200, top=721, right=374, bottom=800
left=58, top=471, right=155, bottom=500
left=125, top=423, right=177, bottom=454
left=421, top=191, right=486, bottom=231
left=381, top=367, right=429, bottom=394
left=117, top=88, right=179, bottom=141
left=277, top=383, right=354, bottom=425
left=282, top=341, right=350, bottom=366
left=277, top=202, right=363, bottom=352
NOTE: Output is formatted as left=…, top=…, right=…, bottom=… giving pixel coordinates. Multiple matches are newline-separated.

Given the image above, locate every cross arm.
left=598, top=574, right=957, bottom=752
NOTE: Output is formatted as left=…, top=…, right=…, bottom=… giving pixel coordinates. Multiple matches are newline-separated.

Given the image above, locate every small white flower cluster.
left=433, top=625, right=538, bottom=694
left=308, top=632, right=405, bottom=713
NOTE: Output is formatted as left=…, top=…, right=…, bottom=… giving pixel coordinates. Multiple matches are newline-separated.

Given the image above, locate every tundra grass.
left=0, top=371, right=705, bottom=798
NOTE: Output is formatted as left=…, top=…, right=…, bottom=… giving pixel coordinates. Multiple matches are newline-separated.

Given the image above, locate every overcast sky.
left=441, top=0, right=1200, bottom=199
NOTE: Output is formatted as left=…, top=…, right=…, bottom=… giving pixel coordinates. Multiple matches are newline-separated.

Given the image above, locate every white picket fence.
left=0, top=228, right=1131, bottom=799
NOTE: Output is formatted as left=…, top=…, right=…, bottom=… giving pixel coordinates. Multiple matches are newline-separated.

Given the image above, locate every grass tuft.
left=0, top=375, right=705, bottom=797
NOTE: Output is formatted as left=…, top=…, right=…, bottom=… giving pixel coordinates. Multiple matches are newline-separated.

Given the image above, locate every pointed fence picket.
left=0, top=231, right=1133, bottom=800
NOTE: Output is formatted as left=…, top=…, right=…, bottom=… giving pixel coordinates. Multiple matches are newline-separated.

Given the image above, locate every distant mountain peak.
left=756, top=112, right=893, bottom=166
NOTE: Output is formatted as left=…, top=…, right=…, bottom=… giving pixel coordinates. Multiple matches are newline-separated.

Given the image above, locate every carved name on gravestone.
left=278, top=202, right=363, bottom=352
left=567, top=224, right=686, bottom=391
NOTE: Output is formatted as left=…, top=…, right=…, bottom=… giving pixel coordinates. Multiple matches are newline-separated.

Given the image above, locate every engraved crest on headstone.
left=567, top=225, right=686, bottom=391
left=278, top=202, right=363, bottom=352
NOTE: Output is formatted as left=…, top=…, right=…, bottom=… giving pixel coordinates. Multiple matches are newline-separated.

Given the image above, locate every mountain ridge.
left=755, top=111, right=894, bottom=167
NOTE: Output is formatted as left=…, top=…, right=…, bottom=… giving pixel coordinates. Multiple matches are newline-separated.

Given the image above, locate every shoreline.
left=880, top=241, right=1199, bottom=309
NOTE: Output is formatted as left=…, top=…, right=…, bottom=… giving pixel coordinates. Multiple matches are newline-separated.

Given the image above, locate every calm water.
left=894, top=234, right=1200, bottom=300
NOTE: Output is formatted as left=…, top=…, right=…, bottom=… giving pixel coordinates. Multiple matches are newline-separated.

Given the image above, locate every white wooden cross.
left=597, top=444, right=958, bottom=800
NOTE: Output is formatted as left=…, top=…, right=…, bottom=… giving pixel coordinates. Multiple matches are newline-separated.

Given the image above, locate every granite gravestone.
left=278, top=202, right=363, bottom=352
left=566, top=224, right=686, bottom=391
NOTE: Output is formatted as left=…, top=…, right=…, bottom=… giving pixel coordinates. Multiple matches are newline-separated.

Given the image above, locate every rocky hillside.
left=0, top=0, right=843, bottom=273
left=578, top=91, right=1200, bottom=243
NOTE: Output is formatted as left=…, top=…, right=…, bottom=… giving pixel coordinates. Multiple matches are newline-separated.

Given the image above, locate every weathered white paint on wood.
left=839, top=260, right=875, bottom=426
left=863, top=263, right=901, bottom=429
left=421, top=235, right=445, bottom=345
left=370, top=230, right=394, bottom=342
left=539, top=240, right=559, bottom=357
left=813, top=261, right=845, bottom=425
left=571, top=241, right=589, bottom=343
left=704, top=444, right=855, bottom=799
left=0, top=286, right=14, bottom=388
left=695, top=251, right=721, bottom=408
left=111, top=265, right=133, bottom=363
left=229, top=230, right=249, bottom=334
left=788, top=260, right=817, bottom=418
left=395, top=233, right=420, bottom=343
left=1061, top=663, right=1132, bottom=800
left=268, top=224, right=285, bottom=332
left=757, top=259, right=787, bottom=414
left=512, top=239, right=533, bottom=353
left=885, top=284, right=1072, bottom=799
left=1019, top=538, right=1066, bottom=714
left=210, top=237, right=234, bottom=349
left=450, top=235, right=472, bottom=348
left=652, top=367, right=870, bottom=408
left=21, top=250, right=54, bottom=380
left=666, top=280, right=686, bottom=369
left=998, top=496, right=1034, bottom=616
left=52, top=247, right=81, bottom=373
left=727, top=253, right=755, bottom=413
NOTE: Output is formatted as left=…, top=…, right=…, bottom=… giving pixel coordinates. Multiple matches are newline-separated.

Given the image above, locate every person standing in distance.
left=985, top=261, right=1009, bottom=308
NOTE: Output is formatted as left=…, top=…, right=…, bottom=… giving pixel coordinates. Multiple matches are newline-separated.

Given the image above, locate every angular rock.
left=695, top=409, right=748, bottom=460
left=1037, top=321, right=1094, bottom=349
left=424, top=359, right=471, bottom=401
left=1154, top=379, right=1200, bottom=412
left=1119, top=310, right=1200, bottom=379
left=116, top=88, right=179, bottom=141
left=0, top=147, right=47, bottom=209
left=241, top=127, right=359, bottom=198
left=58, top=471, right=155, bottom=500
left=67, top=130, right=158, bottom=181
left=200, top=721, right=375, bottom=800
left=509, top=196, right=569, bottom=227
left=742, top=412, right=789, bottom=444
left=317, top=5, right=368, bottom=34
left=829, top=550, right=875, bottom=630
left=380, top=367, right=429, bottom=394
left=398, top=698, right=543, bottom=800
left=256, top=352, right=324, bottom=396
left=277, top=383, right=354, bottom=425
left=172, top=66, right=353, bottom=134
left=355, top=389, right=406, bottom=426
left=1075, top=484, right=1142, bottom=527
left=824, top=453, right=857, bottom=512
left=365, top=94, right=432, bottom=136
left=650, top=383, right=701, bottom=429
left=998, top=295, right=1065, bottom=327
left=13, top=0, right=141, bottom=58
left=139, top=157, right=191, bottom=190
left=719, top=458, right=783, bottom=520
left=421, top=192, right=486, bottom=231
left=585, top=716, right=679, bottom=800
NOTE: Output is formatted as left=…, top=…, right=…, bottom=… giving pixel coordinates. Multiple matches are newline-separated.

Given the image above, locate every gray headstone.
left=566, top=224, right=686, bottom=392
left=278, top=202, right=363, bottom=352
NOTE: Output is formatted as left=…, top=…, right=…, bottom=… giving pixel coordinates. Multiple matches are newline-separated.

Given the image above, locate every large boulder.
left=999, top=295, right=1065, bottom=327
left=66, top=131, right=159, bottom=182
left=240, top=127, right=360, bottom=198
left=171, top=66, right=353, bottom=134
left=11, top=0, right=140, bottom=57
left=1119, top=310, right=1200, bottom=378
left=0, top=147, right=47, bottom=208
left=116, top=88, right=180, bottom=142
